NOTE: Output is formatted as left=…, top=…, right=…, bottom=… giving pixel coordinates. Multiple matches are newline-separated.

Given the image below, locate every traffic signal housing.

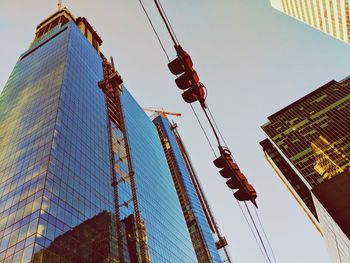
left=168, top=45, right=206, bottom=106
left=214, top=147, right=257, bottom=206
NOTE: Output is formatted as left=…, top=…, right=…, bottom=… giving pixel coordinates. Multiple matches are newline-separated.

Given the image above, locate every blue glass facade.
left=153, top=116, right=222, bottom=263
left=0, top=20, right=117, bottom=262
left=0, top=23, right=69, bottom=262
left=0, top=9, right=201, bottom=263
left=121, top=88, right=197, bottom=262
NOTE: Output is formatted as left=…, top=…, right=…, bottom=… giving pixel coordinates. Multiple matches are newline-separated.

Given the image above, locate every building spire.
left=57, top=0, right=62, bottom=11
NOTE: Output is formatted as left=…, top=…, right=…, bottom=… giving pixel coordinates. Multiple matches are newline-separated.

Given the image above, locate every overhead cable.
left=237, top=201, right=269, bottom=263
left=206, top=103, right=230, bottom=148
left=137, top=1, right=275, bottom=262
left=154, top=0, right=178, bottom=46
left=156, top=0, right=180, bottom=45
left=138, top=0, right=218, bottom=159
left=138, top=0, right=170, bottom=61
left=253, top=206, right=277, bottom=263
left=190, top=104, right=218, bottom=158
left=244, top=202, right=272, bottom=263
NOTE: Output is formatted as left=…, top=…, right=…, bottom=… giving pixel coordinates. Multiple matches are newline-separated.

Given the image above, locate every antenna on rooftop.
left=57, top=0, right=62, bottom=11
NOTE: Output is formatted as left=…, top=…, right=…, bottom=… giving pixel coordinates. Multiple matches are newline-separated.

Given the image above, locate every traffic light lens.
left=168, top=57, right=185, bottom=75
left=219, top=167, right=232, bottom=178
left=168, top=53, right=193, bottom=75
left=234, top=189, right=250, bottom=201
left=226, top=177, right=240, bottom=189
left=233, top=184, right=257, bottom=201
left=213, top=156, right=225, bottom=168
left=175, top=71, right=199, bottom=90
left=176, top=73, right=194, bottom=90
left=182, top=85, right=205, bottom=103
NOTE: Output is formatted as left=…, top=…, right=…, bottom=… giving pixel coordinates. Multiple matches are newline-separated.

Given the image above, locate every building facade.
left=0, top=7, right=202, bottom=263
left=270, top=0, right=350, bottom=44
left=261, top=77, right=350, bottom=262
left=262, top=78, right=350, bottom=189
left=153, top=115, right=230, bottom=263
left=120, top=89, right=198, bottom=263
left=312, top=171, right=350, bottom=263
left=32, top=211, right=118, bottom=262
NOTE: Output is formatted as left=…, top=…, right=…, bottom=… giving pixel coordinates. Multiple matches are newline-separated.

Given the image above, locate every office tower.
left=260, top=77, right=350, bottom=262
left=270, top=0, right=350, bottom=44
left=153, top=115, right=231, bottom=263
left=0, top=6, right=200, bottom=263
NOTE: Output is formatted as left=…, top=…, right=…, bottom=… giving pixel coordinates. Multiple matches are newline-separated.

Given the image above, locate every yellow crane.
left=143, top=107, right=182, bottom=118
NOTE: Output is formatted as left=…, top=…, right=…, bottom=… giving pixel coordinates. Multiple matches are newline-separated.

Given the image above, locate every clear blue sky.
left=1, top=1, right=350, bottom=262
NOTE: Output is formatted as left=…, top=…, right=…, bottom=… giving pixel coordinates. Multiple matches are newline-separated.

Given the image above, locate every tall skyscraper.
left=0, top=6, right=213, bottom=263
left=153, top=115, right=231, bottom=263
left=260, top=77, right=350, bottom=262
left=270, top=0, right=350, bottom=44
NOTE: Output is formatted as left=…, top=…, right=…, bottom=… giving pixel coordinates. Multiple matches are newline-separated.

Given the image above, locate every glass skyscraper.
left=120, top=89, right=197, bottom=262
left=0, top=6, right=213, bottom=263
left=270, top=0, right=350, bottom=44
left=153, top=115, right=230, bottom=263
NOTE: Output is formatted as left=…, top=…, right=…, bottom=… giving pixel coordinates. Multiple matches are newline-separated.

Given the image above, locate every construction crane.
left=143, top=107, right=182, bottom=118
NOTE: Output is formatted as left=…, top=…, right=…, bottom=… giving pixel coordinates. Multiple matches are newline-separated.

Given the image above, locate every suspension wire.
left=253, top=206, right=277, bottom=263
left=244, top=202, right=272, bottom=263
left=206, top=102, right=229, bottom=148
left=204, top=101, right=239, bottom=162
left=153, top=0, right=226, bottom=152
left=201, top=103, right=222, bottom=148
left=154, top=0, right=226, bottom=152
left=237, top=201, right=269, bottom=263
left=204, top=85, right=276, bottom=262
left=190, top=104, right=217, bottom=158
left=137, top=3, right=276, bottom=263
left=138, top=0, right=170, bottom=61
left=153, top=0, right=178, bottom=46
left=137, top=0, right=217, bottom=159
left=156, top=0, right=180, bottom=45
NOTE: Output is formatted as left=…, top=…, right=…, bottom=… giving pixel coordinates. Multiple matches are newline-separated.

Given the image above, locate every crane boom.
left=143, top=107, right=182, bottom=118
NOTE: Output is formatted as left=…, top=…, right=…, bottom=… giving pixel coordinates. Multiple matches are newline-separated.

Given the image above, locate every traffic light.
left=168, top=45, right=206, bottom=106
left=213, top=147, right=257, bottom=206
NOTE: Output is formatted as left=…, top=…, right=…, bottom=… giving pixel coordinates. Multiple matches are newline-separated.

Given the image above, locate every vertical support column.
left=112, top=82, right=149, bottom=263
left=98, top=55, right=149, bottom=263
left=107, top=119, right=124, bottom=262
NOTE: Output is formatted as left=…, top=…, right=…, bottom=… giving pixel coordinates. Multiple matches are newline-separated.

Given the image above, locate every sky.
left=1, top=0, right=350, bottom=262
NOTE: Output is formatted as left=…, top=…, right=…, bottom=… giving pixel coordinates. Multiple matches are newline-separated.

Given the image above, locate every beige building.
left=270, top=0, right=350, bottom=44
